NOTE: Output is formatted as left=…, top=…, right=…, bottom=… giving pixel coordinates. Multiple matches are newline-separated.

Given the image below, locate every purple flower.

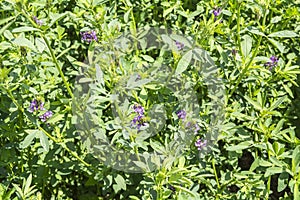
left=213, top=8, right=222, bottom=17
left=133, top=104, right=144, bottom=116
left=212, top=8, right=222, bottom=21
left=131, top=104, right=147, bottom=130
left=29, top=99, right=45, bottom=113
left=195, top=139, right=207, bottom=150
left=270, top=55, right=278, bottom=63
left=175, top=41, right=184, bottom=50
left=132, top=115, right=143, bottom=124
left=264, top=55, right=278, bottom=71
left=80, top=30, right=98, bottom=43
left=39, top=111, right=53, bottom=122
left=176, top=110, right=186, bottom=120
left=33, top=16, right=43, bottom=26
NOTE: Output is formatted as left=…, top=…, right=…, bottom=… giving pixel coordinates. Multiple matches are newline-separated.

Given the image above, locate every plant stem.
left=6, top=88, right=24, bottom=113
left=42, top=36, right=74, bottom=99
left=21, top=9, right=74, bottom=99
left=212, top=158, right=220, bottom=189
left=38, top=126, right=93, bottom=169
left=236, top=1, right=243, bottom=60
left=229, top=3, right=269, bottom=97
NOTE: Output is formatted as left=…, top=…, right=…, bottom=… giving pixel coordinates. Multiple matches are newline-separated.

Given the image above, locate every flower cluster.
left=264, top=55, right=278, bottom=71
left=29, top=99, right=45, bottom=113
left=212, top=7, right=222, bottom=21
left=175, top=41, right=184, bottom=50
left=29, top=99, right=53, bottom=122
left=131, top=104, right=147, bottom=130
left=39, top=111, right=53, bottom=122
left=80, top=30, right=98, bottom=43
left=176, top=110, right=186, bottom=120
left=33, top=16, right=43, bottom=26
left=195, top=139, right=207, bottom=151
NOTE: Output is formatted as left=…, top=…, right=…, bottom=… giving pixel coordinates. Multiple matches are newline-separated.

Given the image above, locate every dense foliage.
left=0, top=0, right=300, bottom=199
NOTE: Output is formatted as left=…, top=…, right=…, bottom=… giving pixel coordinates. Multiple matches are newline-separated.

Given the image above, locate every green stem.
left=229, top=4, right=269, bottom=97
left=38, top=126, right=93, bottom=169
left=21, top=9, right=74, bottom=99
left=212, top=158, right=220, bottom=189
left=42, top=36, right=74, bottom=99
left=114, top=101, right=141, bottom=162
left=6, top=88, right=24, bottom=113
left=265, top=135, right=271, bottom=199
left=236, top=2, right=243, bottom=60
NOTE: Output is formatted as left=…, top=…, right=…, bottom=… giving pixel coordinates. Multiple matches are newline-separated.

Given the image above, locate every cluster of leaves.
left=0, top=0, right=300, bottom=199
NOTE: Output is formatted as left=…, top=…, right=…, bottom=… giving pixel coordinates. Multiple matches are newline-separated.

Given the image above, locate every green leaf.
left=268, top=30, right=298, bottom=38
left=271, top=119, right=285, bottom=136
left=244, top=95, right=262, bottom=110
left=141, top=55, right=154, bottom=62
left=12, top=26, right=40, bottom=33
left=241, top=35, right=252, bottom=58
left=20, top=130, right=38, bottom=148
left=0, top=16, right=15, bottom=26
left=38, top=132, right=49, bottom=152
left=48, top=13, right=69, bottom=29
left=12, top=36, right=36, bottom=51
left=269, top=96, right=286, bottom=111
left=46, top=113, right=64, bottom=124
left=3, top=30, right=13, bottom=41
left=163, top=5, right=175, bottom=17
left=282, top=83, right=294, bottom=98
left=92, top=0, right=109, bottom=6
left=249, top=158, right=260, bottom=172
left=24, top=174, right=32, bottom=195
left=175, top=50, right=193, bottom=75
left=246, top=26, right=266, bottom=36
left=226, top=141, right=253, bottom=151
left=114, top=175, right=126, bottom=191
left=124, top=8, right=132, bottom=23
left=268, top=38, right=285, bottom=53
left=35, top=37, right=46, bottom=53
left=292, top=145, right=300, bottom=174
left=12, top=184, right=24, bottom=199
left=265, top=167, right=283, bottom=177
left=277, top=172, right=289, bottom=192
left=0, top=18, right=15, bottom=35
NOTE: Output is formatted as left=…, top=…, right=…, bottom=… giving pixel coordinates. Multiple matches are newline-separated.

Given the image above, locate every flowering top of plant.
left=175, top=41, right=184, bottom=50
left=212, top=7, right=222, bottom=21
left=39, top=111, right=53, bottom=122
left=195, top=138, right=207, bottom=151
left=80, top=30, right=98, bottom=43
left=131, top=104, right=147, bottom=130
left=133, top=104, right=144, bottom=116
left=29, top=99, right=53, bottom=122
left=32, top=16, right=43, bottom=26
left=176, top=110, right=186, bottom=120
left=29, top=99, right=45, bottom=113
left=265, top=55, right=279, bottom=71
